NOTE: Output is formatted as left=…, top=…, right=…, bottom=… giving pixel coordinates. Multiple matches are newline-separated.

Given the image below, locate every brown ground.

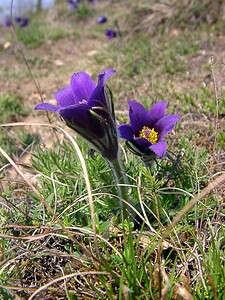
left=0, top=29, right=106, bottom=115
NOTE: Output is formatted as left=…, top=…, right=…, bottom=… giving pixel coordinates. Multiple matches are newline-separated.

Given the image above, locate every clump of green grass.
left=0, top=93, right=32, bottom=166
left=47, top=26, right=80, bottom=41
left=0, top=128, right=224, bottom=299
left=174, top=87, right=225, bottom=116
left=15, top=21, right=79, bottom=48
left=25, top=55, right=45, bottom=67
left=217, top=131, right=225, bottom=149
left=76, top=4, right=94, bottom=19
left=0, top=129, right=38, bottom=167
left=0, top=93, right=28, bottom=123
left=15, top=23, right=46, bottom=48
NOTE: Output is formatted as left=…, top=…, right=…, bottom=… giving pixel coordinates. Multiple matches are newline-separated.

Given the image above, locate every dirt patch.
left=0, top=32, right=107, bottom=107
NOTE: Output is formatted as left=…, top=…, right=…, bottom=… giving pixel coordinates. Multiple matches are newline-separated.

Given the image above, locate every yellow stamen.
left=139, top=126, right=158, bottom=144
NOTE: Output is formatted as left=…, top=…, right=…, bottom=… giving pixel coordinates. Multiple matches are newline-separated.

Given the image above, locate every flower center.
left=139, top=126, right=158, bottom=144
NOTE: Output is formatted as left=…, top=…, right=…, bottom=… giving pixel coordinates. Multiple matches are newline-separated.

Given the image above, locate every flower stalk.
left=142, top=155, right=157, bottom=174
left=108, top=153, right=129, bottom=221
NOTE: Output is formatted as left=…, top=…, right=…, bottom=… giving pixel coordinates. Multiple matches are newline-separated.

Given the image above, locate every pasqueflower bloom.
left=35, top=69, right=118, bottom=161
left=20, top=16, right=29, bottom=27
left=14, top=16, right=29, bottom=27
left=118, top=101, right=180, bottom=159
left=97, top=16, right=107, bottom=23
left=14, top=16, right=22, bottom=23
left=4, top=16, right=11, bottom=27
left=67, top=0, right=80, bottom=3
left=105, top=29, right=117, bottom=39
left=67, top=0, right=79, bottom=10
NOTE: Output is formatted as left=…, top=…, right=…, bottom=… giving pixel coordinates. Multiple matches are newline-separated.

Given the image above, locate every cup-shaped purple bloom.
left=105, top=29, right=117, bottom=39
left=67, top=0, right=80, bottom=10
left=20, top=16, right=29, bottom=27
left=67, top=0, right=80, bottom=3
left=35, top=69, right=118, bottom=161
left=97, top=16, right=107, bottom=23
left=69, top=3, right=78, bottom=10
left=4, top=16, right=11, bottom=27
left=14, top=16, right=22, bottom=23
left=118, top=101, right=180, bottom=159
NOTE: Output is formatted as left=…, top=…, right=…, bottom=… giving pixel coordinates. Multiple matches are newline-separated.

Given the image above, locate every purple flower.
left=118, top=101, right=180, bottom=159
left=67, top=0, right=80, bottom=3
left=67, top=0, right=79, bottom=10
left=20, top=16, right=29, bottom=27
left=69, top=3, right=78, bottom=10
left=4, top=16, right=11, bottom=27
left=14, top=16, right=22, bottom=23
left=97, top=16, right=107, bottom=23
left=35, top=69, right=118, bottom=161
left=105, top=29, right=117, bottom=39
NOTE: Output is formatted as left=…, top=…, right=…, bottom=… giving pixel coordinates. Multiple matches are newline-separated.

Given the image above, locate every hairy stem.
left=108, top=155, right=129, bottom=221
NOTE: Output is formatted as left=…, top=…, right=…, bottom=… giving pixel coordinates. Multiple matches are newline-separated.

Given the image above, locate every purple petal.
left=155, top=115, right=181, bottom=139
left=59, top=103, right=89, bottom=120
left=149, top=140, right=167, bottom=158
left=98, top=69, right=116, bottom=86
left=118, top=124, right=133, bottom=140
left=34, top=103, right=59, bottom=112
left=89, top=69, right=116, bottom=107
left=59, top=104, right=96, bottom=132
left=70, top=72, right=96, bottom=103
left=54, top=86, right=75, bottom=107
left=147, top=101, right=167, bottom=127
left=134, top=137, right=151, bottom=149
left=128, top=101, right=149, bottom=136
left=59, top=104, right=106, bottom=138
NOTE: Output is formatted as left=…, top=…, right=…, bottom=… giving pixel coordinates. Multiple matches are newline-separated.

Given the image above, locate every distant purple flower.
left=14, top=16, right=22, bottom=23
left=69, top=3, right=78, bottom=10
left=118, top=101, right=180, bottom=158
left=67, top=0, right=79, bottom=10
left=105, top=29, right=117, bottom=39
left=35, top=69, right=118, bottom=161
left=67, top=0, right=80, bottom=3
left=97, top=16, right=107, bottom=23
left=4, top=16, right=11, bottom=27
left=20, top=16, right=29, bottom=27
